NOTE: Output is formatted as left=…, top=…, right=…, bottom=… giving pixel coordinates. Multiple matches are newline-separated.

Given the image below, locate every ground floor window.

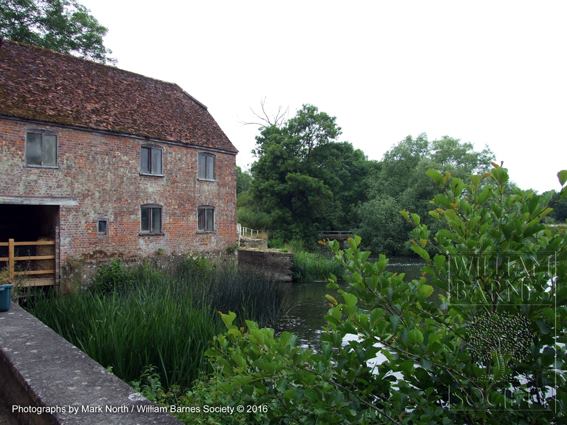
left=97, top=219, right=108, bottom=235
left=141, top=205, right=162, bottom=234
left=198, top=206, right=214, bottom=232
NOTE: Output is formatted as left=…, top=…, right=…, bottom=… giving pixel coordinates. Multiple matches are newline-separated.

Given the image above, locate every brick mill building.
left=0, top=40, right=238, bottom=286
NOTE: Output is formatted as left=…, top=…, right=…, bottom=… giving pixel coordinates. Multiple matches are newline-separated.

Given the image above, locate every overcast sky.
left=82, top=0, right=566, bottom=193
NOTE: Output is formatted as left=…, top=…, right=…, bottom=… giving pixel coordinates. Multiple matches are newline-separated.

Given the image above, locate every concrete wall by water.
left=238, top=249, right=293, bottom=282
left=0, top=305, right=181, bottom=425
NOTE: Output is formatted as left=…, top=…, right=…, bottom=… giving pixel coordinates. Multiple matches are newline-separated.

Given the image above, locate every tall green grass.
left=27, top=257, right=286, bottom=389
left=286, top=240, right=343, bottom=282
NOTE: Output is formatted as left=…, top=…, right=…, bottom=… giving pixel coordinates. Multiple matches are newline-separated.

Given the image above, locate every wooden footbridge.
left=318, top=231, right=354, bottom=247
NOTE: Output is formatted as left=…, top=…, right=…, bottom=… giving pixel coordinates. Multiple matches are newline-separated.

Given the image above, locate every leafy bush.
left=181, top=167, right=566, bottom=424
left=131, top=366, right=182, bottom=405
left=91, top=259, right=135, bottom=293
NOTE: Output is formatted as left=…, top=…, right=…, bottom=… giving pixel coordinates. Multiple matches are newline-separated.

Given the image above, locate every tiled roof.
left=0, top=40, right=237, bottom=153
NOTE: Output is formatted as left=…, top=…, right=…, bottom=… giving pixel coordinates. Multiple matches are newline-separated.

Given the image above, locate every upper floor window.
left=141, top=204, right=162, bottom=234
left=26, top=131, right=57, bottom=167
left=140, top=146, right=163, bottom=175
left=198, top=152, right=215, bottom=180
left=198, top=206, right=215, bottom=232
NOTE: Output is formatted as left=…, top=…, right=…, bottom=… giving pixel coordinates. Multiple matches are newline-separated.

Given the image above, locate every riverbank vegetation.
left=290, top=248, right=342, bottom=282
left=27, top=258, right=286, bottom=389
left=168, top=166, right=566, bottom=424
left=267, top=239, right=343, bottom=282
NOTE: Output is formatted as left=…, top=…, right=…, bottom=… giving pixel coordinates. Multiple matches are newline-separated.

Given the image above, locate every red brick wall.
left=0, top=118, right=237, bottom=265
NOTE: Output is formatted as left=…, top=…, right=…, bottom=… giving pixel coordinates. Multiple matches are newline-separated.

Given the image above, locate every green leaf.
left=407, top=328, right=424, bottom=346
left=477, top=187, right=492, bottom=204
left=558, top=170, right=567, bottom=186
left=418, top=284, right=434, bottom=298
left=220, top=311, right=237, bottom=329
left=410, top=244, right=430, bottom=261
left=411, top=213, right=421, bottom=225
left=325, top=294, right=338, bottom=306
left=426, top=168, right=443, bottom=185
left=341, top=291, right=358, bottom=307
left=491, top=167, right=509, bottom=186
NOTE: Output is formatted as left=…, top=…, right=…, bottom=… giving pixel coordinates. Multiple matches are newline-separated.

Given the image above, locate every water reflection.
left=277, top=261, right=422, bottom=347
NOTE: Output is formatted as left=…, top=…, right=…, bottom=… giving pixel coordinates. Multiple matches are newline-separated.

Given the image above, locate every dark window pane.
left=141, top=147, right=150, bottom=173
left=97, top=220, right=107, bottom=234
left=206, top=155, right=215, bottom=179
left=198, top=208, right=205, bottom=231
left=152, top=208, right=162, bottom=233
left=206, top=208, right=214, bottom=231
left=42, top=134, right=57, bottom=166
left=141, top=207, right=150, bottom=231
left=26, top=133, right=42, bottom=165
left=152, top=148, right=162, bottom=174
left=198, top=153, right=206, bottom=179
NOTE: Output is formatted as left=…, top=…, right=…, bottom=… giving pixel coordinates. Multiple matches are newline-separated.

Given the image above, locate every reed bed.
left=27, top=257, right=286, bottom=389
left=287, top=241, right=343, bottom=282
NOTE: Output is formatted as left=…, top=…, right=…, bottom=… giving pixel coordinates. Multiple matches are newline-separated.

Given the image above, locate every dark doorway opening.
left=0, top=204, right=58, bottom=284
left=0, top=204, right=58, bottom=242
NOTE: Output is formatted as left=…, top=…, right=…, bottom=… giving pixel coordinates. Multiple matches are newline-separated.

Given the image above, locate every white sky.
left=82, top=0, right=567, bottom=193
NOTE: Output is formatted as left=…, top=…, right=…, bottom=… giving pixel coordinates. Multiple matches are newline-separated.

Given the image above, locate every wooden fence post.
left=8, top=238, right=15, bottom=282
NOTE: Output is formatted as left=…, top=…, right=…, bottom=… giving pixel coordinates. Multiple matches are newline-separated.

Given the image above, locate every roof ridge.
left=1, top=39, right=208, bottom=111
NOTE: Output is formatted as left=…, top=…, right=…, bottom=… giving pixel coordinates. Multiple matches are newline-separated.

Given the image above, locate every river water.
left=277, top=261, right=423, bottom=347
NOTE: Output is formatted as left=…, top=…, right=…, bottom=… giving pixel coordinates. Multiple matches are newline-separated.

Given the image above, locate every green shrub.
left=180, top=167, right=567, bottom=424
left=131, top=366, right=182, bottom=405
left=91, top=259, right=135, bottom=293
left=267, top=237, right=285, bottom=249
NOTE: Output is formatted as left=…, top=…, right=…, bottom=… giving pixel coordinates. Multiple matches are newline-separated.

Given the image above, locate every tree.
left=357, top=195, right=405, bottom=254
left=307, top=142, right=371, bottom=230
left=236, top=166, right=252, bottom=195
left=548, top=190, right=567, bottom=222
left=249, top=105, right=370, bottom=242
left=358, top=134, right=494, bottom=255
left=0, top=0, right=113, bottom=63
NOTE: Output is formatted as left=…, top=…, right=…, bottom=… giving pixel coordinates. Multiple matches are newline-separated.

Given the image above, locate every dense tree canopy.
left=240, top=105, right=497, bottom=253
left=358, top=134, right=494, bottom=255
left=242, top=105, right=370, bottom=242
left=236, top=166, right=252, bottom=195
left=0, top=0, right=113, bottom=63
left=548, top=190, right=567, bottom=222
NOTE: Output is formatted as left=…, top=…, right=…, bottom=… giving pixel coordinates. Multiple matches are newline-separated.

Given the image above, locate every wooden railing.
left=319, top=231, right=354, bottom=240
left=0, top=239, right=56, bottom=286
left=237, top=224, right=266, bottom=239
